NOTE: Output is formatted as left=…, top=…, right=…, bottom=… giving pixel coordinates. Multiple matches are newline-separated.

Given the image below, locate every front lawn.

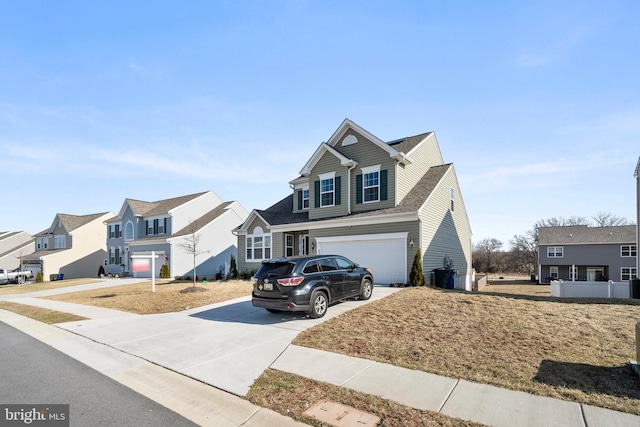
left=43, top=280, right=253, bottom=314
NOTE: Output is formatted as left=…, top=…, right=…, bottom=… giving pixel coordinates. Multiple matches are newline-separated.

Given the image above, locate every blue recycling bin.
left=57, top=274, right=64, bottom=280
left=448, top=269, right=456, bottom=289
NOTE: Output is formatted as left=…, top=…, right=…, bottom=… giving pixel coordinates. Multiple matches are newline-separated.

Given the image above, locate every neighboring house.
left=635, top=157, right=640, bottom=273
left=234, top=119, right=473, bottom=289
left=538, top=225, right=638, bottom=283
left=105, top=191, right=248, bottom=279
left=21, top=212, right=116, bottom=281
left=0, top=231, right=35, bottom=270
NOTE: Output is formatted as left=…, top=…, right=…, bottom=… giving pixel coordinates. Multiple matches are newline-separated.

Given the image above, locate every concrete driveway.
left=57, top=286, right=400, bottom=396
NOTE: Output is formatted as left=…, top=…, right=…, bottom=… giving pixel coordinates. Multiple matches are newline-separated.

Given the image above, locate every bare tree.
left=177, top=221, right=208, bottom=287
left=591, top=211, right=631, bottom=227
left=534, top=216, right=588, bottom=228
left=509, top=230, right=538, bottom=274
left=473, top=238, right=503, bottom=273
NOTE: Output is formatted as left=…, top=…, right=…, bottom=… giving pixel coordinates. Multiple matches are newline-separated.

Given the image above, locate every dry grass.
left=292, top=285, right=640, bottom=415
left=0, top=279, right=101, bottom=295
left=247, top=369, right=486, bottom=427
left=480, top=277, right=551, bottom=296
left=0, top=301, right=88, bottom=324
left=44, top=280, right=253, bottom=314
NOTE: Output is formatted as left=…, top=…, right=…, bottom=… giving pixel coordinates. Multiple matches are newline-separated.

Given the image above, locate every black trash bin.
left=433, top=268, right=450, bottom=289
left=630, top=278, right=640, bottom=299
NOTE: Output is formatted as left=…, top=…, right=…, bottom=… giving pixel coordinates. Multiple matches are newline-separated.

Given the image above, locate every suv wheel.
left=308, top=291, right=328, bottom=318
left=359, top=278, right=372, bottom=300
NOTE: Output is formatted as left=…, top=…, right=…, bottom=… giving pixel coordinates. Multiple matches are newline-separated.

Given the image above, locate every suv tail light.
left=277, top=277, right=305, bottom=286
left=250, top=277, right=258, bottom=285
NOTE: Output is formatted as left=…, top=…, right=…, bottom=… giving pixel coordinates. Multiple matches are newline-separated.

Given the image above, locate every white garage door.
left=316, top=232, right=407, bottom=285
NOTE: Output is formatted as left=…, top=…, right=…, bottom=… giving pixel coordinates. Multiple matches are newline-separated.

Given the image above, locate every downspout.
left=347, top=163, right=356, bottom=214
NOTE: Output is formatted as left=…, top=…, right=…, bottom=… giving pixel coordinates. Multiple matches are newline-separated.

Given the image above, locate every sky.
left=1, top=0, right=639, bottom=249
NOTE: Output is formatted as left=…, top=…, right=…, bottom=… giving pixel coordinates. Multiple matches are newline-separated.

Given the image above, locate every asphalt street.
left=0, top=321, right=198, bottom=427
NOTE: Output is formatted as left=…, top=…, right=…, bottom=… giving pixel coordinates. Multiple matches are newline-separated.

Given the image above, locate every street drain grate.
left=303, top=400, right=380, bottom=427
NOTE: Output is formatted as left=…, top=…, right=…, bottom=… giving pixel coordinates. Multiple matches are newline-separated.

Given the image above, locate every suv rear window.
left=302, top=261, right=319, bottom=274
left=256, top=262, right=294, bottom=279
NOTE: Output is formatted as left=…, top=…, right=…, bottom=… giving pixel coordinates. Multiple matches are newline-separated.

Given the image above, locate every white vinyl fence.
left=550, top=280, right=630, bottom=299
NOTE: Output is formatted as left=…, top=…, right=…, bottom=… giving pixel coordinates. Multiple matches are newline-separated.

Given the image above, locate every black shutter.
left=145, top=220, right=149, bottom=235
left=335, top=176, right=341, bottom=205
left=356, top=174, right=363, bottom=204
left=297, top=190, right=303, bottom=210
left=314, top=180, right=320, bottom=208
left=381, top=169, right=388, bottom=201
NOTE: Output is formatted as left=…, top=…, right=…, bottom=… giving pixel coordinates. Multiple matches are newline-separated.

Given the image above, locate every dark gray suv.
left=251, top=255, right=374, bottom=318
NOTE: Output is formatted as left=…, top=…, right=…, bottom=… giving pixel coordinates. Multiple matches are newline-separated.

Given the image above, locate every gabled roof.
left=538, top=225, right=636, bottom=245
left=171, top=202, right=234, bottom=238
left=38, top=212, right=113, bottom=236
left=327, top=119, right=397, bottom=153
left=298, top=143, right=357, bottom=177
left=118, top=191, right=208, bottom=218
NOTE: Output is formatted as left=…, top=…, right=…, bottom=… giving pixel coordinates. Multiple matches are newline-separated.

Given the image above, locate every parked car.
left=0, top=268, right=33, bottom=285
left=251, top=255, right=374, bottom=318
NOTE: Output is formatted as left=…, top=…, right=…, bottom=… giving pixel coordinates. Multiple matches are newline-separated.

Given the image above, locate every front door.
left=587, top=267, right=605, bottom=281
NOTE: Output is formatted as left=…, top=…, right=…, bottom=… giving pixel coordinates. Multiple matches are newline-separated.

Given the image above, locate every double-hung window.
left=302, top=188, right=310, bottom=209
left=362, top=166, right=380, bottom=203
left=621, top=267, right=637, bottom=280
left=319, top=173, right=335, bottom=207
left=621, top=245, right=637, bottom=257
left=54, top=235, right=66, bottom=249
left=547, top=247, right=563, bottom=258
left=285, top=234, right=294, bottom=257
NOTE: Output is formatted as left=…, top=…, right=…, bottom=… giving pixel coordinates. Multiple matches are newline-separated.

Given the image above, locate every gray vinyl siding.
left=309, top=220, right=420, bottom=282
left=309, top=153, right=347, bottom=220
left=539, top=243, right=637, bottom=281
left=336, top=131, right=397, bottom=213
left=398, top=133, right=444, bottom=202
left=420, top=166, right=472, bottom=286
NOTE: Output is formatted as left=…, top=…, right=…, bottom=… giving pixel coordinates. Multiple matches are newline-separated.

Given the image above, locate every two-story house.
left=21, top=212, right=115, bottom=280
left=235, top=119, right=473, bottom=289
left=105, top=191, right=248, bottom=279
left=538, top=225, right=638, bottom=283
left=0, top=231, right=34, bottom=271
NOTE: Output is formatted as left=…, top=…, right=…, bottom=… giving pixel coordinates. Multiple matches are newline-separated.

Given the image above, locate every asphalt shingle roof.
left=35, top=212, right=112, bottom=236
left=126, top=192, right=208, bottom=217
left=538, top=225, right=636, bottom=245
left=387, top=132, right=433, bottom=154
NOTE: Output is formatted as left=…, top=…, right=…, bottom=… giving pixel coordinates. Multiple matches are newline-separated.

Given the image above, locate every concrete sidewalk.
left=272, top=345, right=640, bottom=427
left=2, top=281, right=639, bottom=426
